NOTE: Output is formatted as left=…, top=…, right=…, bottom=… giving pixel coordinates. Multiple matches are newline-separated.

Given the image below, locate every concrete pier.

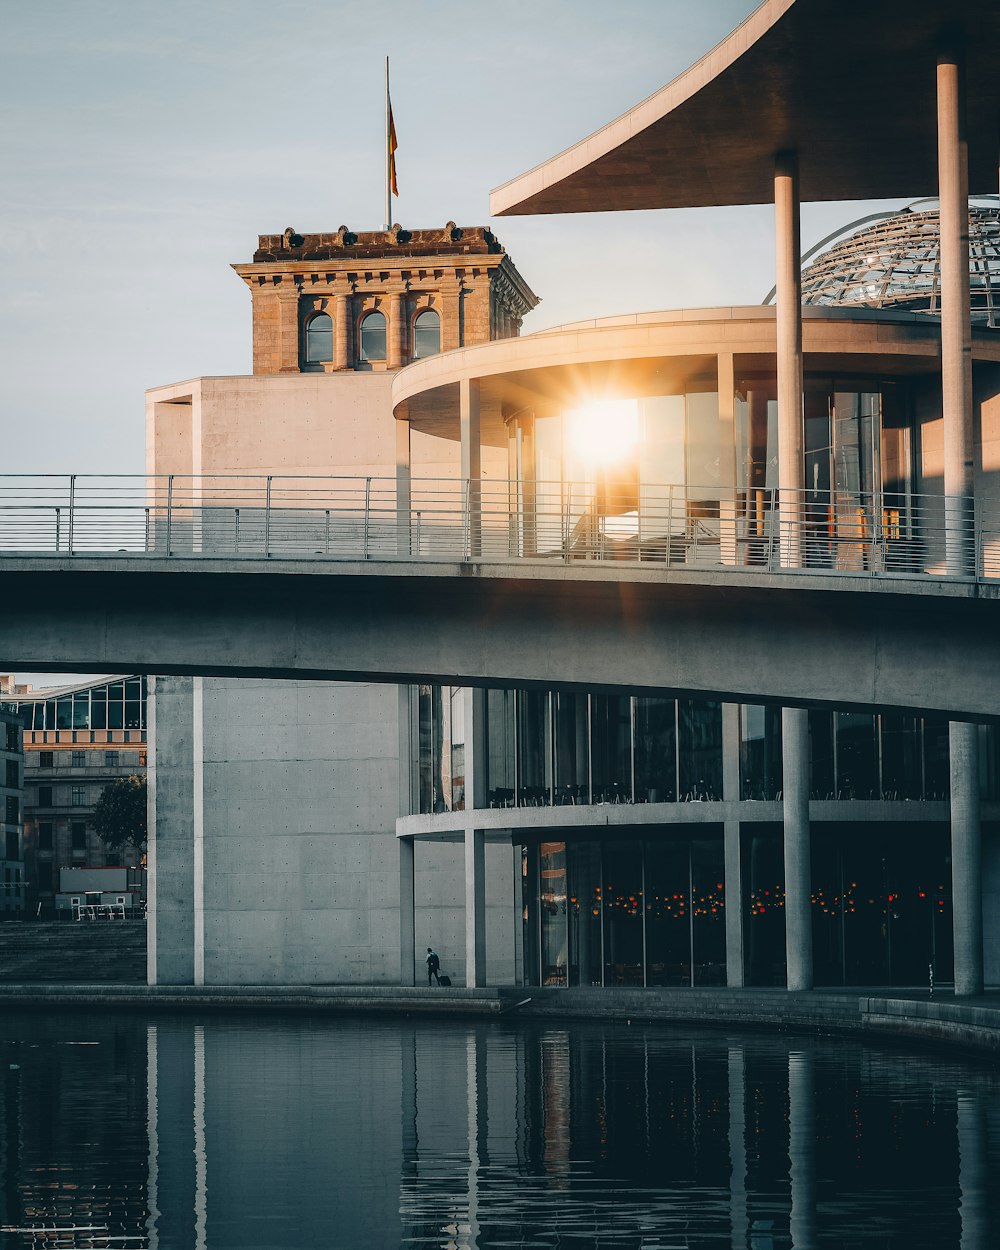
left=782, top=707, right=813, bottom=991
left=950, top=721, right=984, bottom=996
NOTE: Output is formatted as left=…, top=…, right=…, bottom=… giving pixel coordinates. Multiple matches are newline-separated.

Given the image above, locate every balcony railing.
left=0, top=474, right=992, bottom=581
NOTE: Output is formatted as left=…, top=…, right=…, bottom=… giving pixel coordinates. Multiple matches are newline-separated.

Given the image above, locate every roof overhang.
left=490, top=0, right=1000, bottom=215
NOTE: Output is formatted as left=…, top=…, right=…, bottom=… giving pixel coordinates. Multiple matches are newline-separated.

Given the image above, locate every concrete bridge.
left=3, top=553, right=999, bottom=720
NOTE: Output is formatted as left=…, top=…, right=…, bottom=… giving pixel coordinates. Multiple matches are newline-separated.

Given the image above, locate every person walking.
left=426, top=947, right=441, bottom=986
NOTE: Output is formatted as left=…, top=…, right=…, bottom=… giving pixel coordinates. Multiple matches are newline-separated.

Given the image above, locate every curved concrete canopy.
left=490, top=0, right=1000, bottom=215
left=392, top=305, right=1000, bottom=438
left=1, top=556, right=999, bottom=721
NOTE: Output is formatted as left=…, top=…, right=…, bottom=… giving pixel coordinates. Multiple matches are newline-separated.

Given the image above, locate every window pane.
left=678, top=700, right=722, bottom=800
left=305, top=312, right=333, bottom=363
left=485, top=689, right=515, bottom=807
left=553, top=692, right=587, bottom=803
left=634, top=697, right=676, bottom=802
left=645, top=838, right=691, bottom=986
left=602, top=840, right=644, bottom=986
left=360, top=312, right=386, bottom=361
left=412, top=310, right=440, bottom=359
left=567, top=841, right=602, bottom=986
left=72, top=693, right=90, bottom=729
left=516, top=691, right=551, bottom=805
left=56, top=699, right=72, bottom=730
left=809, top=710, right=835, bottom=798
left=880, top=715, right=921, bottom=800
left=691, top=836, right=726, bottom=985
left=836, top=712, right=878, bottom=799
left=740, top=704, right=782, bottom=800
left=590, top=694, right=631, bottom=803
left=746, top=827, right=785, bottom=986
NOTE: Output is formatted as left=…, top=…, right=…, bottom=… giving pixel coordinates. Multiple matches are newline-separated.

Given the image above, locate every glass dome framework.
left=794, top=200, right=1000, bottom=327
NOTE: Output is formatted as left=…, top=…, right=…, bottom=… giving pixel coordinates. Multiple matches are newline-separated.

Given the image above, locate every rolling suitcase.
left=438, top=975, right=452, bottom=987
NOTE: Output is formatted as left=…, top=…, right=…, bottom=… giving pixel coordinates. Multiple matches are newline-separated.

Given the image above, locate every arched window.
left=413, top=309, right=441, bottom=359
left=359, top=311, right=387, bottom=362
left=304, top=312, right=333, bottom=363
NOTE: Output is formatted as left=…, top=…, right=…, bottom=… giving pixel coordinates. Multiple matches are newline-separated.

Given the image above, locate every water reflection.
left=0, top=1011, right=998, bottom=1249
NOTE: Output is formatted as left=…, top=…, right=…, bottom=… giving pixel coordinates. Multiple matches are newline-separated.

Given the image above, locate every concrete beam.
left=1, top=560, right=1000, bottom=719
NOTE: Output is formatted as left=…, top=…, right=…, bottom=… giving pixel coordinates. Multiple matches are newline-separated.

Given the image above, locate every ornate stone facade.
left=232, top=223, right=539, bottom=375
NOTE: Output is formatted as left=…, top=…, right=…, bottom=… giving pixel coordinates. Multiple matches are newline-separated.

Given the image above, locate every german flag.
left=389, top=101, right=398, bottom=197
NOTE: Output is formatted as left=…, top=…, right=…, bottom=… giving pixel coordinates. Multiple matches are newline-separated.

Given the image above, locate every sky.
left=0, top=0, right=914, bottom=481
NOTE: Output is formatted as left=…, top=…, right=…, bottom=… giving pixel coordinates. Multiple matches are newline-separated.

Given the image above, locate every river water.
left=0, top=1009, right=997, bottom=1249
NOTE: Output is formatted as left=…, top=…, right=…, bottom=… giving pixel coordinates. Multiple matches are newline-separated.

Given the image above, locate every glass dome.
left=792, top=198, right=1000, bottom=327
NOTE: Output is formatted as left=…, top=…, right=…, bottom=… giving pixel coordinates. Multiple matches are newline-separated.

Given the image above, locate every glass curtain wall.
left=416, top=685, right=466, bottom=814
left=20, top=678, right=147, bottom=735
left=483, top=691, right=722, bottom=809
left=525, top=833, right=725, bottom=989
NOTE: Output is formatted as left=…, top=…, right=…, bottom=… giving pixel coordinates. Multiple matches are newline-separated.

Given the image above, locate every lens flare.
left=566, top=398, right=640, bottom=467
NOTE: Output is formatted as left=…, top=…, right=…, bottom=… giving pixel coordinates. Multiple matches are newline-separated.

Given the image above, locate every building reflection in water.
left=0, top=1012, right=998, bottom=1248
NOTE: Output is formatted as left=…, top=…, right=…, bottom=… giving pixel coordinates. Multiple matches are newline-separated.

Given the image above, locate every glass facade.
left=19, top=678, right=147, bottom=735
left=526, top=833, right=726, bottom=988
left=416, top=684, right=466, bottom=814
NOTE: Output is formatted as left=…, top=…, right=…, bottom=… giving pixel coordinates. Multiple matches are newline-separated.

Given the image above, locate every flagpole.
left=385, top=56, right=391, bottom=230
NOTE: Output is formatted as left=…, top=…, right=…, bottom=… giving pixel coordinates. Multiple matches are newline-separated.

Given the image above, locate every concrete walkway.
left=1, top=983, right=999, bottom=1055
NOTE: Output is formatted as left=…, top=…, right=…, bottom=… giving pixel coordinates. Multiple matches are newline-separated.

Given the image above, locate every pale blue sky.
left=1, top=0, right=912, bottom=479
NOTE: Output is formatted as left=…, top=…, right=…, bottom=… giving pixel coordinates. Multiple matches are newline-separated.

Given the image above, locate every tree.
left=93, top=774, right=147, bottom=859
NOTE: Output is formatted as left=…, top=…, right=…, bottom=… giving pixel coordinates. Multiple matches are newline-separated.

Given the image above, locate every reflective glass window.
left=740, top=704, right=782, bottom=800
left=516, top=690, right=551, bottom=805
left=90, top=692, right=107, bottom=730
left=880, top=715, right=921, bottom=800
left=678, top=700, right=722, bottom=800
left=691, top=837, right=726, bottom=985
left=72, top=693, right=89, bottom=730
left=684, top=391, right=721, bottom=506
left=644, top=838, right=691, bottom=986
left=602, top=839, right=643, bottom=987
left=567, top=841, right=602, bottom=986
left=38, top=822, right=52, bottom=851
left=56, top=700, right=71, bottom=731
left=539, top=842, right=568, bottom=986
left=485, top=688, right=516, bottom=808
left=745, top=827, right=785, bottom=986
left=590, top=694, right=631, bottom=803
left=412, top=310, right=440, bottom=359
left=553, top=692, right=588, bottom=803
left=359, top=312, right=386, bottom=362
left=809, top=710, right=836, bottom=798
left=922, top=717, right=949, bottom=800
left=304, top=312, right=333, bottom=363
left=836, top=712, right=878, bottom=799
left=634, top=697, right=676, bottom=803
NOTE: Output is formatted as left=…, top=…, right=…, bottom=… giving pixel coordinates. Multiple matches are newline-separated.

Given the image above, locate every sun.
left=565, top=398, right=640, bottom=469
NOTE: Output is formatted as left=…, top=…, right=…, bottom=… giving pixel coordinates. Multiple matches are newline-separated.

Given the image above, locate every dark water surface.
left=0, top=1010, right=997, bottom=1249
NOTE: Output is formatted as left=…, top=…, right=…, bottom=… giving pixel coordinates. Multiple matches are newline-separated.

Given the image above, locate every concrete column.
left=192, top=676, right=204, bottom=987
left=333, top=292, right=352, bottom=370
left=782, top=707, right=813, bottom=990
left=717, top=353, right=739, bottom=565
left=937, top=48, right=974, bottom=575
left=395, top=415, right=411, bottom=557
left=461, top=687, right=486, bottom=811
left=465, top=827, right=486, bottom=987
left=788, top=1050, right=816, bottom=1250
left=775, top=151, right=804, bottom=569
left=722, top=703, right=745, bottom=987
left=950, top=721, right=983, bottom=996
left=388, top=291, right=406, bottom=369
left=399, top=837, right=416, bottom=987
left=460, top=377, right=482, bottom=558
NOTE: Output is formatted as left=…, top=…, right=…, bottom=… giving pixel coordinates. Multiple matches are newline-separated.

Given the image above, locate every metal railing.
left=0, top=473, right=992, bottom=581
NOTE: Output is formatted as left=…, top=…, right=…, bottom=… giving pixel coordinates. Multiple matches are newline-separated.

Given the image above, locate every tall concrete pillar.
left=782, top=707, right=813, bottom=990
left=937, top=47, right=974, bottom=575
left=774, top=151, right=804, bottom=569
left=333, top=292, right=352, bottom=370
left=717, top=353, right=739, bottom=565
left=395, top=415, right=411, bottom=557
left=147, top=676, right=197, bottom=985
left=399, top=837, right=416, bottom=987
left=722, top=703, right=745, bottom=987
left=388, top=291, right=406, bottom=369
left=950, top=721, right=983, bottom=996
left=465, top=827, right=486, bottom=987
left=460, top=377, right=482, bottom=557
